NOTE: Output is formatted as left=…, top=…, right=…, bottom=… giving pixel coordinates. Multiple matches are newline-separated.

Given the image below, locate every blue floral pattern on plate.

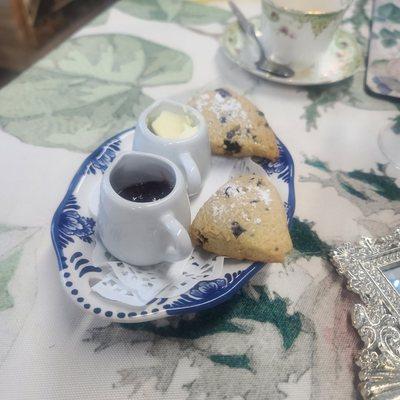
left=86, top=138, right=121, bottom=175
left=51, top=127, right=295, bottom=323
left=56, top=195, right=95, bottom=249
left=253, top=140, right=292, bottom=183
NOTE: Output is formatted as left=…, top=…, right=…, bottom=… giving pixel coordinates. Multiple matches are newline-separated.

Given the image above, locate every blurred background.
left=0, top=0, right=118, bottom=87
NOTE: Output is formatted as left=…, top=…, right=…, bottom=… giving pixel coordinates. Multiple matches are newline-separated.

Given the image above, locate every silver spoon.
left=228, top=1, right=294, bottom=78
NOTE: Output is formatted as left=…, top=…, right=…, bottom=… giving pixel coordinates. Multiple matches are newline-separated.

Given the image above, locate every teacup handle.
left=179, top=152, right=201, bottom=197
left=161, top=214, right=192, bottom=263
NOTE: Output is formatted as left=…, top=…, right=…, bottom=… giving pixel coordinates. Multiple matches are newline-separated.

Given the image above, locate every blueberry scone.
left=189, top=88, right=279, bottom=160
left=190, top=175, right=292, bottom=263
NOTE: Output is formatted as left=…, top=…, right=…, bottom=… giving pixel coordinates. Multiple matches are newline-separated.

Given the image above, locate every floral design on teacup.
left=262, top=1, right=344, bottom=38
left=269, top=11, right=280, bottom=21
left=295, top=13, right=340, bottom=37
left=278, top=26, right=296, bottom=39
left=260, top=0, right=350, bottom=69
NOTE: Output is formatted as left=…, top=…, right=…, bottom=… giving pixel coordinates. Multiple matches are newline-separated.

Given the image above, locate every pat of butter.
left=151, top=110, right=196, bottom=139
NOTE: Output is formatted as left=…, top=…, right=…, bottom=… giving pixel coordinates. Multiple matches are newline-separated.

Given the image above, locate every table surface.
left=1, top=1, right=400, bottom=399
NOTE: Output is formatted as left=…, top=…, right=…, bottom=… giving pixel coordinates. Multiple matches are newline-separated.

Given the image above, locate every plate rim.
left=220, top=18, right=363, bottom=86
left=51, top=127, right=295, bottom=323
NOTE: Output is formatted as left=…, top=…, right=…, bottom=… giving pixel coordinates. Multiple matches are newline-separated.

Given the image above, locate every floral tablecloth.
left=0, top=1, right=399, bottom=399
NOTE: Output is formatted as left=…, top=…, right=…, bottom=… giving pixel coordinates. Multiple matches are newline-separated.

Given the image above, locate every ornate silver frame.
left=330, top=228, right=400, bottom=400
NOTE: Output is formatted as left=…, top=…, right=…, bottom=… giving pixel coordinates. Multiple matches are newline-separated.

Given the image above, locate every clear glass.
left=378, top=122, right=400, bottom=169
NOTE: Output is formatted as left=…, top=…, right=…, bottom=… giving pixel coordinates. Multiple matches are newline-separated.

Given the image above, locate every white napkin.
left=91, top=240, right=224, bottom=307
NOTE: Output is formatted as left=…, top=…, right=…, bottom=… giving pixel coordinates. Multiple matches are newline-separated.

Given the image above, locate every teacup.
left=97, top=151, right=192, bottom=266
left=134, top=99, right=211, bottom=197
left=260, top=0, right=352, bottom=69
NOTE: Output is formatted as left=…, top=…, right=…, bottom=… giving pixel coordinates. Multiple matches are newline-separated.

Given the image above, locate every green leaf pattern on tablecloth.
left=377, top=2, right=400, bottom=23
left=340, top=181, right=370, bottom=200
left=87, top=286, right=302, bottom=375
left=392, top=114, right=400, bottom=133
left=347, top=169, right=400, bottom=200
left=374, top=3, right=400, bottom=47
left=0, top=249, right=22, bottom=311
left=208, top=354, right=252, bottom=371
left=301, top=79, right=355, bottom=131
left=304, top=157, right=331, bottom=172
left=0, top=35, right=192, bottom=152
left=302, top=158, right=400, bottom=217
left=302, top=71, right=396, bottom=130
left=290, top=217, right=331, bottom=259
left=379, top=27, right=400, bottom=47
left=116, top=0, right=231, bottom=25
left=0, top=225, right=37, bottom=311
left=119, top=286, right=302, bottom=350
left=343, top=0, right=370, bottom=47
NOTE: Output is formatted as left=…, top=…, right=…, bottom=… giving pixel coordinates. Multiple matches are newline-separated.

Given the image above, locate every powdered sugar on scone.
left=194, top=90, right=252, bottom=129
left=189, top=174, right=292, bottom=263
left=188, top=88, right=279, bottom=160
left=207, top=175, right=272, bottom=226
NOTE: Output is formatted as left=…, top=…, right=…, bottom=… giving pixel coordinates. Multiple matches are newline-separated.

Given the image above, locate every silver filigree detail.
left=331, top=228, right=400, bottom=400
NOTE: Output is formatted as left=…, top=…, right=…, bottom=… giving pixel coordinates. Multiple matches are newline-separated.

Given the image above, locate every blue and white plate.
left=51, top=128, right=295, bottom=322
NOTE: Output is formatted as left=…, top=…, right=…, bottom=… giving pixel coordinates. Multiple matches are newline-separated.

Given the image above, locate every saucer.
left=221, top=17, right=363, bottom=86
left=51, top=127, right=295, bottom=323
